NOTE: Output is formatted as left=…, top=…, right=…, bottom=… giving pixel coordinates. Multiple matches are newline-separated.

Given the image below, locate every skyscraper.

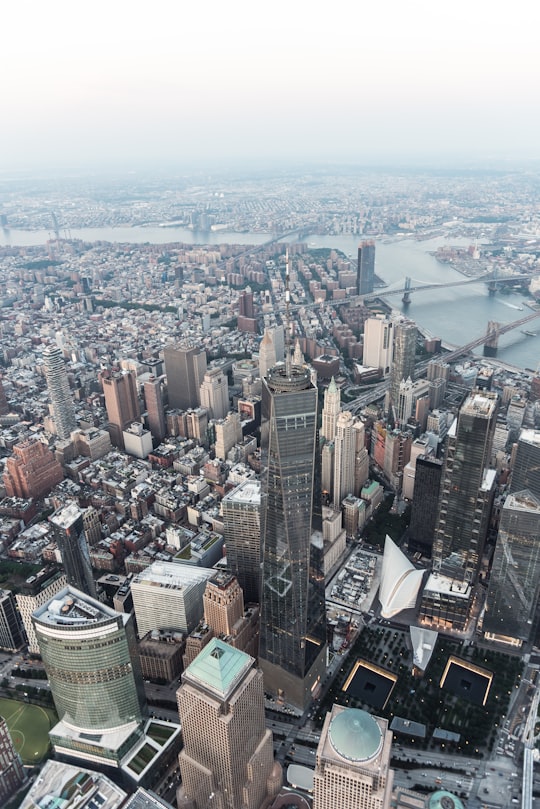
left=222, top=480, right=262, bottom=604
left=333, top=411, right=356, bottom=508
left=102, top=369, right=141, bottom=448
left=483, top=490, right=540, bottom=646
left=356, top=240, right=376, bottom=296
left=33, top=586, right=147, bottom=768
left=144, top=376, right=166, bottom=443
left=177, top=638, right=277, bottom=809
left=320, top=378, right=341, bottom=443
left=389, top=319, right=417, bottom=409
left=164, top=343, right=207, bottom=411
left=43, top=345, right=77, bottom=440
left=49, top=502, right=97, bottom=598
left=258, top=330, right=277, bottom=379
left=510, top=429, right=540, bottom=498
left=259, top=363, right=327, bottom=710
left=432, top=391, right=498, bottom=584
left=362, top=317, right=393, bottom=376
left=199, top=367, right=229, bottom=421
left=16, top=567, right=67, bottom=654
left=313, top=706, right=393, bottom=809
left=0, top=590, right=24, bottom=651
left=408, top=455, right=443, bottom=557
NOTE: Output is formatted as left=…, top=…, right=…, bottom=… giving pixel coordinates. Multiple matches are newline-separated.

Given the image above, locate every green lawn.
left=0, top=698, right=56, bottom=764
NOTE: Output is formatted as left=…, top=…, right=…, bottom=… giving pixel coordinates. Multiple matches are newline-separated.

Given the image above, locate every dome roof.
left=428, top=790, right=465, bottom=809
left=328, top=708, right=382, bottom=762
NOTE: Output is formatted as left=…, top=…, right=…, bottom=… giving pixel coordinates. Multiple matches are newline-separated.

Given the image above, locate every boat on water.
left=521, top=330, right=537, bottom=337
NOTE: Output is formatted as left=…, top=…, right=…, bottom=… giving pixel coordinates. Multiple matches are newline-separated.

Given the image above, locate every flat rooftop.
left=132, top=561, right=213, bottom=591
left=34, top=586, right=119, bottom=627
left=223, top=479, right=260, bottom=505
left=49, top=501, right=82, bottom=529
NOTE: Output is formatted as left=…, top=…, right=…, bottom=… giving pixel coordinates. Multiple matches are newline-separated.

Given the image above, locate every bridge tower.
left=402, top=276, right=412, bottom=305
left=487, top=265, right=498, bottom=296
left=483, top=320, right=500, bottom=357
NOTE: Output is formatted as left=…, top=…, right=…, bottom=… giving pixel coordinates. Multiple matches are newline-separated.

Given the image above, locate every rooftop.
left=132, top=561, right=213, bottom=591
left=223, top=479, right=261, bottom=505
left=49, top=501, right=82, bottom=530
left=328, top=707, right=382, bottom=762
left=34, top=586, right=120, bottom=627
left=184, top=636, right=253, bottom=700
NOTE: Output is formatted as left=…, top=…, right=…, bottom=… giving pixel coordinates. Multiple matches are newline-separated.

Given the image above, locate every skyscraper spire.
left=284, top=248, right=292, bottom=375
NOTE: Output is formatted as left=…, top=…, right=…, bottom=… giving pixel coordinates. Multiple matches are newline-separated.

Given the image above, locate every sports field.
left=0, top=698, right=56, bottom=764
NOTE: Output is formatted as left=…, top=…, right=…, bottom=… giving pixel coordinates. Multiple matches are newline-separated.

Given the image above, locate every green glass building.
left=33, top=586, right=147, bottom=766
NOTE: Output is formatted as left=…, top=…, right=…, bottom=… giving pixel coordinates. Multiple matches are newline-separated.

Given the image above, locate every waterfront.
left=1, top=226, right=538, bottom=370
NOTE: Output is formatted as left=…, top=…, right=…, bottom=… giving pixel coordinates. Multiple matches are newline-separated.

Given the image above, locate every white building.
left=131, top=562, right=213, bottom=637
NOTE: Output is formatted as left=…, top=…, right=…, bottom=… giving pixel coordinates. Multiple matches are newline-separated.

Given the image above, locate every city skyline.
left=1, top=2, right=539, bottom=171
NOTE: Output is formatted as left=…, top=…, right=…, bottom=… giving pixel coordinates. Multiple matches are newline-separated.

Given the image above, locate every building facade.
left=33, top=586, right=147, bottom=767
left=102, top=370, right=141, bottom=449
left=199, top=367, right=229, bottom=421
left=483, top=490, right=540, bottom=646
left=389, top=320, right=417, bottom=410
left=259, top=363, right=327, bottom=710
left=16, top=567, right=68, bottom=654
left=144, top=376, right=167, bottom=444
left=510, top=429, right=540, bottom=499
left=3, top=437, right=63, bottom=499
left=131, top=562, right=213, bottom=637
left=432, top=391, right=497, bottom=584
left=43, top=345, right=77, bottom=440
left=164, top=343, right=207, bottom=411
left=362, top=317, right=393, bottom=376
left=356, top=241, right=376, bottom=296
left=49, top=502, right=97, bottom=598
left=177, top=638, right=277, bottom=809
left=0, top=590, right=24, bottom=651
left=222, top=481, right=261, bottom=604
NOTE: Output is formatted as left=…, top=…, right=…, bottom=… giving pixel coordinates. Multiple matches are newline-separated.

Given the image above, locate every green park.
left=0, top=697, right=56, bottom=764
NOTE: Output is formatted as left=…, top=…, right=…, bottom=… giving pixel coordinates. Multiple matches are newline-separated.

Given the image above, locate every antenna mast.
left=285, top=248, right=292, bottom=375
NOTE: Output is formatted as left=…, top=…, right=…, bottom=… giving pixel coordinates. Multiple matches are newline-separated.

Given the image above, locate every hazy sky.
left=2, top=0, right=539, bottom=171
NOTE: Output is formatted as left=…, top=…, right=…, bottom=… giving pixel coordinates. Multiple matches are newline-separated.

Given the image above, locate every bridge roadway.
left=289, top=272, right=533, bottom=314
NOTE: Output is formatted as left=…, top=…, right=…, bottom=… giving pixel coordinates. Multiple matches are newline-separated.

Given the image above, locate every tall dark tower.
left=144, top=376, right=166, bottom=443
left=49, top=503, right=96, bottom=598
left=163, top=342, right=207, bottom=411
left=356, top=240, right=376, bottom=296
left=432, top=391, right=498, bottom=583
left=483, top=490, right=540, bottom=646
left=408, top=455, right=443, bottom=558
left=509, top=429, right=540, bottom=499
left=259, top=362, right=327, bottom=710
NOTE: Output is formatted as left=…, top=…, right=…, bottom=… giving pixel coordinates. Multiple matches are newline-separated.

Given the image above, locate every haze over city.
left=2, top=0, right=540, bottom=171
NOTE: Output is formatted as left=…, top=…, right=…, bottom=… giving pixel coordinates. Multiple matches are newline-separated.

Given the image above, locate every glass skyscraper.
left=356, top=240, right=376, bottom=296
left=259, top=364, right=327, bottom=710
left=432, top=391, right=498, bottom=583
left=33, top=586, right=147, bottom=766
left=483, top=490, right=540, bottom=646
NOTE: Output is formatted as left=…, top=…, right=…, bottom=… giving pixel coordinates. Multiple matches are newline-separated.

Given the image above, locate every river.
left=1, top=226, right=537, bottom=371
